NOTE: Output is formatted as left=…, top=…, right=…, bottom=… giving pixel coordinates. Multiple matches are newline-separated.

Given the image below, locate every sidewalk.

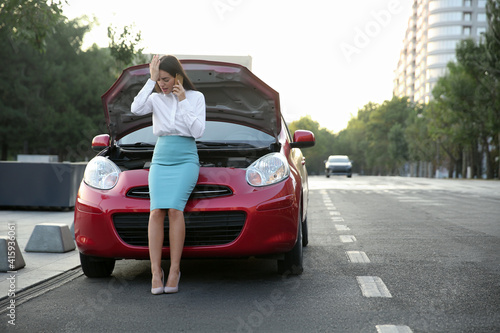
left=0, top=209, right=80, bottom=297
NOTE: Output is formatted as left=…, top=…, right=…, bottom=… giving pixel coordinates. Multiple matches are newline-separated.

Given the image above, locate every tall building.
left=394, top=0, right=488, bottom=104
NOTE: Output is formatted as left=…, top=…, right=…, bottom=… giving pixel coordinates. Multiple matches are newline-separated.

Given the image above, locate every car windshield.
left=329, top=156, right=349, bottom=163
left=118, top=121, right=275, bottom=148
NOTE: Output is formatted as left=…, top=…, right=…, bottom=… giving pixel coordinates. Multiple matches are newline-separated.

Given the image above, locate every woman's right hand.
left=150, top=55, right=160, bottom=81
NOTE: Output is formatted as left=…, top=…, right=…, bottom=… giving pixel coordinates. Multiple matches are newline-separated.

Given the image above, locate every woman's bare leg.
left=166, top=208, right=185, bottom=287
left=149, top=208, right=167, bottom=289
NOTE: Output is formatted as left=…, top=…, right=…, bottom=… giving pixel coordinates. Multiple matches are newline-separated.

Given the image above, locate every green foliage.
left=0, top=1, right=150, bottom=161
left=364, top=97, right=412, bottom=174
left=429, top=25, right=499, bottom=178
left=290, top=98, right=417, bottom=176
left=288, top=116, right=335, bottom=174
left=0, top=0, right=65, bottom=52
left=0, top=14, right=125, bottom=161
left=107, top=23, right=146, bottom=70
left=388, top=123, right=408, bottom=169
left=404, top=104, right=435, bottom=163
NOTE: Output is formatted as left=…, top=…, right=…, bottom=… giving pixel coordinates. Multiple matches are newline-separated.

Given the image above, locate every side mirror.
left=92, top=134, right=110, bottom=152
left=290, top=130, right=315, bottom=149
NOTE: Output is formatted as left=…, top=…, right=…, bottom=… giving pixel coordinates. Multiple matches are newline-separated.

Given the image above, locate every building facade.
left=394, top=0, right=488, bottom=104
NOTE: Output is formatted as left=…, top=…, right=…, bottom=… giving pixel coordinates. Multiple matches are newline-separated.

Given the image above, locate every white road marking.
left=331, top=217, right=345, bottom=222
left=335, top=224, right=350, bottom=231
left=346, top=251, right=370, bottom=263
left=397, top=198, right=444, bottom=206
left=376, top=325, right=413, bottom=333
left=398, top=198, right=433, bottom=202
left=329, top=211, right=341, bottom=215
left=356, top=276, right=392, bottom=297
left=339, top=235, right=356, bottom=243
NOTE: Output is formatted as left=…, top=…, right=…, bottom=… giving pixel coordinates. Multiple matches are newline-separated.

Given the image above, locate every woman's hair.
left=158, top=55, right=196, bottom=91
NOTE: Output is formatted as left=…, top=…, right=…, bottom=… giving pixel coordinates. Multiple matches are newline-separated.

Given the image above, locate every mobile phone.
left=175, top=73, right=183, bottom=86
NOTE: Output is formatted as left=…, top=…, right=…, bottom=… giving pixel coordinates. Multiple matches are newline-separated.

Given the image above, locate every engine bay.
left=105, top=145, right=274, bottom=171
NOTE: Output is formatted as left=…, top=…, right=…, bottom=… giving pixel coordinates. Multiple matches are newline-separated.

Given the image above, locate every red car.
left=74, top=59, right=315, bottom=277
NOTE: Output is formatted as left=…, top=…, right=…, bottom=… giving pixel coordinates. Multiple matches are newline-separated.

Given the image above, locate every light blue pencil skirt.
left=148, top=135, right=200, bottom=211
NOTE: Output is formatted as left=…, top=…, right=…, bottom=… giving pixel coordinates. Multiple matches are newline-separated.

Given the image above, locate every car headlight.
left=246, top=153, right=290, bottom=187
left=83, top=156, right=121, bottom=190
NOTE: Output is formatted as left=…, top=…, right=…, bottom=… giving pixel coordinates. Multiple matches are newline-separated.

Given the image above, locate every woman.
left=131, top=55, right=206, bottom=294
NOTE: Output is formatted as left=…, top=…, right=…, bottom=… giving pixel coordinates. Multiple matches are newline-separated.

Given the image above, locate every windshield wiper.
left=196, top=141, right=256, bottom=148
left=119, top=142, right=155, bottom=147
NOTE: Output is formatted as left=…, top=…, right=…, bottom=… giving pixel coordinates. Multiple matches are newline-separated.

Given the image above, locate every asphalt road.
left=4, top=176, right=500, bottom=332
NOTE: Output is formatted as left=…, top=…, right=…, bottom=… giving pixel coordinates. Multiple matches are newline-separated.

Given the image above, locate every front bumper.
left=325, top=166, right=352, bottom=175
left=75, top=167, right=300, bottom=259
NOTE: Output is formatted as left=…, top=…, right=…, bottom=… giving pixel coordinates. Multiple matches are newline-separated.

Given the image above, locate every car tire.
left=302, top=217, right=309, bottom=247
left=277, top=210, right=303, bottom=275
left=347, top=174, right=352, bottom=178
left=80, top=252, right=115, bottom=278
left=326, top=174, right=330, bottom=178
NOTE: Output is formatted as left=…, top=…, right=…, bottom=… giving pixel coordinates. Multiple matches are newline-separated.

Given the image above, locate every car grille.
left=328, top=166, right=349, bottom=172
left=127, top=184, right=233, bottom=199
left=113, top=211, right=246, bottom=247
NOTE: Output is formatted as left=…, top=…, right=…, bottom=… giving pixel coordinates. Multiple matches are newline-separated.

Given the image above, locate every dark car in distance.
left=325, top=155, right=352, bottom=178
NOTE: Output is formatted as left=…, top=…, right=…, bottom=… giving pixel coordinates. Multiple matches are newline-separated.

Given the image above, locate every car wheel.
left=80, top=252, right=115, bottom=278
left=302, top=217, right=309, bottom=247
left=326, top=174, right=330, bottom=178
left=347, top=174, right=352, bottom=178
left=277, top=210, right=303, bottom=275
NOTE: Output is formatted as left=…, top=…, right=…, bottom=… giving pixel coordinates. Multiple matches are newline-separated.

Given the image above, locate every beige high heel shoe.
left=164, top=272, right=181, bottom=294
left=151, top=269, right=165, bottom=295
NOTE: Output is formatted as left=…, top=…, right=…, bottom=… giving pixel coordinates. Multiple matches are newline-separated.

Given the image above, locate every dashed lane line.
left=318, top=190, right=412, bottom=332
left=335, top=224, right=350, bottom=231
left=376, top=325, right=413, bottom=333
left=356, top=276, right=392, bottom=298
left=346, top=251, right=370, bottom=263
left=339, top=235, right=357, bottom=243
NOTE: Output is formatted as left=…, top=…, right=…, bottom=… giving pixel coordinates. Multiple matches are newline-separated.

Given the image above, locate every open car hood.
left=101, top=59, right=282, bottom=141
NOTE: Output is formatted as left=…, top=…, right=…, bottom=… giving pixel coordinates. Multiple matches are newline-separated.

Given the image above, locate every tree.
left=288, top=116, right=335, bottom=174
left=363, top=97, right=411, bottom=175
left=404, top=104, right=437, bottom=176
left=0, top=0, right=65, bottom=52
left=445, top=0, right=500, bottom=179
left=428, top=60, right=479, bottom=177
left=485, top=0, right=500, bottom=178
left=0, top=17, right=117, bottom=161
left=107, top=23, right=146, bottom=71
left=388, top=123, right=408, bottom=173
left=0, top=4, right=151, bottom=162
left=334, top=116, right=369, bottom=175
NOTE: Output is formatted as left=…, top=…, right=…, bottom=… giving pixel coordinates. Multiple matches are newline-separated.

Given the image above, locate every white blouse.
left=131, top=79, right=206, bottom=139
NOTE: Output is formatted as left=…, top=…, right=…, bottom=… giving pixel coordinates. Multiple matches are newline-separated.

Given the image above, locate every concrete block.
left=0, top=236, right=26, bottom=272
left=25, top=223, right=76, bottom=253
left=0, top=161, right=86, bottom=208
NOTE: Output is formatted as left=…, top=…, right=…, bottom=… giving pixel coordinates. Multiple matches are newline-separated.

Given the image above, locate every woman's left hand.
left=172, top=82, right=186, bottom=101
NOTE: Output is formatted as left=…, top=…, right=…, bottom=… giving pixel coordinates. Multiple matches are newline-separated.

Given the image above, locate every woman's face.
left=157, top=70, right=176, bottom=94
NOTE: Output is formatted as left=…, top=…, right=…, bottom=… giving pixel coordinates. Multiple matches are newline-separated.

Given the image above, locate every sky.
left=62, top=0, right=413, bottom=133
